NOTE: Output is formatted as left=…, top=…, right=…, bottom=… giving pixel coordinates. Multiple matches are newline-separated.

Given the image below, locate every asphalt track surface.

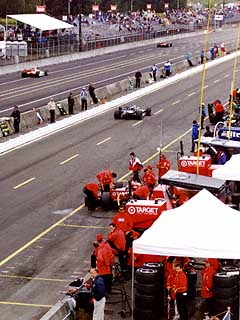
left=0, top=27, right=238, bottom=115
left=0, top=30, right=239, bottom=319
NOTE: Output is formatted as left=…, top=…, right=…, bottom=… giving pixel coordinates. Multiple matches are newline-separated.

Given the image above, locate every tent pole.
left=131, top=249, right=134, bottom=320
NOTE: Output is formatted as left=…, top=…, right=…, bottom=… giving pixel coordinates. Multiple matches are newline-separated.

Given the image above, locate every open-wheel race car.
left=21, top=67, right=48, bottom=78
left=114, top=105, right=151, bottom=120
left=157, top=42, right=173, bottom=48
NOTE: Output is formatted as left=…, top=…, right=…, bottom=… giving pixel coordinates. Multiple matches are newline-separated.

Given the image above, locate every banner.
left=36, top=5, right=46, bottom=13
left=92, top=4, right=99, bottom=11
left=110, top=4, right=117, bottom=11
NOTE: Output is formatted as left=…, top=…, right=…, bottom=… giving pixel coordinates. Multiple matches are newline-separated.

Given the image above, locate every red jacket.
left=108, top=228, right=126, bottom=251
left=156, top=159, right=170, bottom=178
left=133, top=186, right=149, bottom=199
left=96, top=170, right=113, bottom=186
left=142, top=170, right=156, bottom=187
left=214, top=101, right=224, bottom=113
left=201, top=265, right=215, bottom=298
left=208, top=258, right=220, bottom=272
left=171, top=270, right=187, bottom=299
left=129, top=156, right=143, bottom=173
left=96, top=241, right=114, bottom=275
left=112, top=212, right=133, bottom=233
left=84, top=183, right=99, bottom=199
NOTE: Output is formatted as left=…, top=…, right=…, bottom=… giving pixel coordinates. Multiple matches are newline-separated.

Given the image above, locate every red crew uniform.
left=96, top=170, right=114, bottom=191
left=156, top=156, right=171, bottom=181
left=84, top=183, right=99, bottom=199
left=201, top=264, right=215, bottom=299
left=142, top=169, right=157, bottom=187
left=133, top=185, right=149, bottom=199
left=112, top=212, right=133, bottom=234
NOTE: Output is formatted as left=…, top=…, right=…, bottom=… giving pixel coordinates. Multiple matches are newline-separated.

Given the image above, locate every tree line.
left=0, top=0, right=187, bottom=18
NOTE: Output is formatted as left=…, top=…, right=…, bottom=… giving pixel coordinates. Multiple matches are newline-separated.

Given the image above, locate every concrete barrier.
left=40, top=298, right=74, bottom=320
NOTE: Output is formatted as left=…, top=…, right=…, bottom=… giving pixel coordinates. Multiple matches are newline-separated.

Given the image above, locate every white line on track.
left=188, top=92, right=196, bottom=97
left=224, top=74, right=229, bottom=78
left=214, top=79, right=220, bottom=83
left=203, top=85, right=209, bottom=89
left=59, top=154, right=79, bottom=165
left=153, top=109, right=164, bottom=115
left=96, top=137, right=112, bottom=145
left=132, top=120, right=143, bottom=127
left=172, top=100, right=180, bottom=105
left=13, top=177, right=36, bottom=190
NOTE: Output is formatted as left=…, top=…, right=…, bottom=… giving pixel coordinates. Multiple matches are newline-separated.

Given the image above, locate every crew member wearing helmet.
left=129, top=152, right=143, bottom=183
left=156, top=154, right=171, bottom=183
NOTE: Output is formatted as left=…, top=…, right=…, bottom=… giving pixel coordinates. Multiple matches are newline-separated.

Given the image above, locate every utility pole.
left=79, top=13, right=82, bottom=52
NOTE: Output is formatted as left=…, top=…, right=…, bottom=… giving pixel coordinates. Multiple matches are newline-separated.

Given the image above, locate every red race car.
left=21, top=67, right=48, bottom=78
left=157, top=42, right=173, bottom=48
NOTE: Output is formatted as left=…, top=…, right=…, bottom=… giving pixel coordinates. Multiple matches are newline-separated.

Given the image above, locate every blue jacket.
left=192, top=123, right=199, bottom=140
left=199, top=105, right=207, bottom=118
left=91, top=275, right=106, bottom=301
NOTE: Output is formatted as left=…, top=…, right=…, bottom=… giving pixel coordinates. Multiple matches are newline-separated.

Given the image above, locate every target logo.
left=128, top=206, right=136, bottom=215
left=180, top=160, right=188, bottom=167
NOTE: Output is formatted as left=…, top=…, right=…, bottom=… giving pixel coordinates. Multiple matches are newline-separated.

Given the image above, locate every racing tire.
left=213, top=285, right=238, bottom=299
left=114, top=110, right=121, bottom=119
left=136, top=282, right=161, bottom=295
left=145, top=107, right=151, bottom=116
left=44, top=70, right=48, bottom=76
left=170, top=43, right=173, bottom=47
left=100, top=192, right=112, bottom=211
left=21, top=73, right=27, bottom=78
left=221, top=266, right=239, bottom=273
left=36, top=71, right=40, bottom=78
left=135, top=268, right=159, bottom=284
left=135, top=292, right=160, bottom=309
left=135, top=110, right=143, bottom=120
left=213, top=273, right=238, bottom=288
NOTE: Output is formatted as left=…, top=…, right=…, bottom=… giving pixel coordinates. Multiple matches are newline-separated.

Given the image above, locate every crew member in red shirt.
left=133, top=185, right=153, bottom=200
left=201, top=259, right=216, bottom=316
left=83, top=182, right=100, bottom=211
left=207, top=258, right=220, bottom=272
left=96, top=170, right=117, bottom=192
left=172, top=264, right=188, bottom=320
left=213, top=99, right=224, bottom=123
left=156, top=154, right=171, bottom=183
left=129, top=152, right=143, bottom=183
left=112, top=204, right=133, bottom=234
left=108, top=223, right=127, bottom=273
left=95, top=234, right=115, bottom=293
left=142, top=165, right=157, bottom=188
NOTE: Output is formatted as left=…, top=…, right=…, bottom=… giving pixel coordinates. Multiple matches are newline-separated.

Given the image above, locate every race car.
left=157, top=42, right=173, bottom=48
left=21, top=67, right=48, bottom=78
left=114, top=105, right=151, bottom=120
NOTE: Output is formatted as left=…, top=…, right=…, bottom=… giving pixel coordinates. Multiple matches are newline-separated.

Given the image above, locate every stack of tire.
left=186, top=268, right=197, bottom=298
left=134, top=263, right=164, bottom=320
left=212, top=267, right=239, bottom=320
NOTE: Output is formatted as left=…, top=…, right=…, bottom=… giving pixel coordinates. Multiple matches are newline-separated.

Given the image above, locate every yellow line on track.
left=96, top=137, right=112, bottom=145
left=132, top=120, right=143, bottom=127
left=0, top=204, right=84, bottom=267
left=13, top=177, right=36, bottom=190
left=59, top=153, right=79, bottom=165
left=0, top=301, right=52, bottom=308
left=58, top=223, right=108, bottom=229
left=0, top=274, right=69, bottom=282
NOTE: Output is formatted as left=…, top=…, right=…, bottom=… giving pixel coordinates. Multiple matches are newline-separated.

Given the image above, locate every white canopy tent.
left=6, top=14, right=74, bottom=31
left=133, top=189, right=240, bottom=259
left=212, top=154, right=240, bottom=181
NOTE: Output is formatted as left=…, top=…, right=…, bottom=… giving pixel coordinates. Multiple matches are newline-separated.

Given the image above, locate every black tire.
left=135, top=292, right=160, bottom=309
left=213, top=285, right=238, bottom=299
left=114, top=110, right=121, bottom=119
left=213, top=273, right=238, bottom=288
left=44, top=70, right=48, bottom=76
left=186, top=270, right=197, bottom=298
left=170, top=43, right=173, bottom=47
left=221, top=266, right=239, bottom=273
left=100, top=192, right=112, bottom=211
left=21, top=72, right=26, bottom=78
left=36, top=71, right=40, bottom=78
left=135, top=268, right=159, bottom=284
left=145, top=107, right=151, bottom=116
left=135, top=110, right=143, bottom=120
left=136, top=283, right=161, bottom=295
left=134, top=307, right=160, bottom=320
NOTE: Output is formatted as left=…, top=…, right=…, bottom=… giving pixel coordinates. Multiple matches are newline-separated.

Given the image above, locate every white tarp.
left=212, top=154, right=240, bottom=181
left=133, top=189, right=240, bottom=259
left=7, top=14, right=74, bottom=31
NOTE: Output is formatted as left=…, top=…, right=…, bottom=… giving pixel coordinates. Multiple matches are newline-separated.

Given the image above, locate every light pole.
left=79, top=13, right=82, bottom=52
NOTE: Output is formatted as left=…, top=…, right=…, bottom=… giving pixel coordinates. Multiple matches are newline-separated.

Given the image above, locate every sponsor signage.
left=218, top=128, right=240, bottom=141
left=180, top=159, right=206, bottom=168
left=214, top=14, right=223, bottom=20
left=110, top=4, right=117, bottom=11
left=128, top=205, right=158, bottom=215
left=36, top=5, right=46, bottom=13
left=92, top=4, right=99, bottom=11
